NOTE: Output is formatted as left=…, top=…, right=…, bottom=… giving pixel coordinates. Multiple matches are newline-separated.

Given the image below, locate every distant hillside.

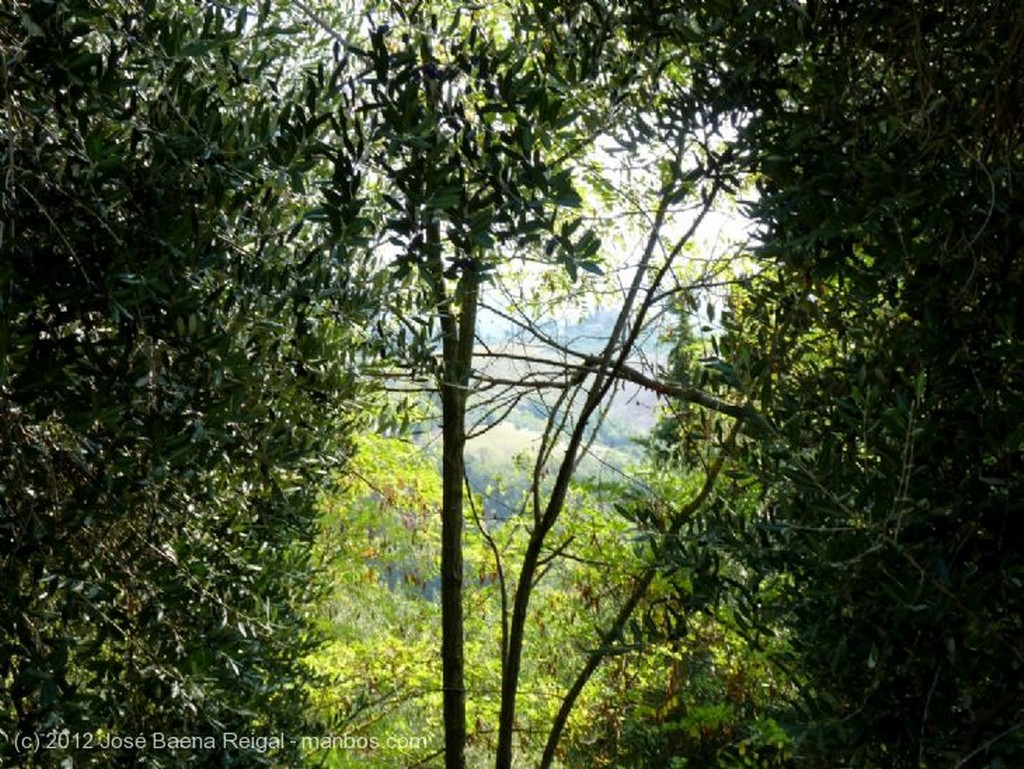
left=477, top=305, right=671, bottom=359
left=462, top=335, right=665, bottom=517
left=469, top=341, right=662, bottom=450
left=401, top=306, right=672, bottom=515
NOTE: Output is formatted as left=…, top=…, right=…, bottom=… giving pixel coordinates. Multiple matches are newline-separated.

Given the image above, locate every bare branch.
left=538, top=415, right=745, bottom=769
left=465, top=469, right=509, bottom=673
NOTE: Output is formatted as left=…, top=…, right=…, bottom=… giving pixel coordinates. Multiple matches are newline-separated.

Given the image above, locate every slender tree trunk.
left=412, top=25, right=481, bottom=767
left=435, top=249, right=479, bottom=769
left=440, top=376, right=468, bottom=769
left=495, top=530, right=544, bottom=768
left=494, top=169, right=723, bottom=768
left=496, top=362, right=615, bottom=769
left=538, top=418, right=741, bottom=768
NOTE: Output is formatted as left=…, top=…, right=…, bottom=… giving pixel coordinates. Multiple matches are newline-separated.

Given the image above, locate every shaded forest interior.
left=3, top=2, right=1023, bottom=767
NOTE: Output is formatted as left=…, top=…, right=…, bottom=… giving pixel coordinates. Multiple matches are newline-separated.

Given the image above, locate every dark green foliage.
left=6, top=1, right=1022, bottom=767
left=647, top=302, right=711, bottom=467
left=1, top=2, right=367, bottom=764
left=681, top=2, right=1024, bottom=766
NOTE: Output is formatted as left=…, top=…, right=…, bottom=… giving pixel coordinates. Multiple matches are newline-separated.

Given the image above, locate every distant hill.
left=402, top=306, right=671, bottom=515
left=463, top=330, right=665, bottom=517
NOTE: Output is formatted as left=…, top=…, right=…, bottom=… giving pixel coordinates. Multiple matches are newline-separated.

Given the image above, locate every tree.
left=298, top=4, right=633, bottom=764
left=508, top=2, right=1024, bottom=765
left=1, top=2, right=371, bottom=764
left=656, top=1, right=1024, bottom=765
left=298, top=3, right=766, bottom=765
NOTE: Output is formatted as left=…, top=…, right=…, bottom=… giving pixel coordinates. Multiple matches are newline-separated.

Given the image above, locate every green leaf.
left=428, top=187, right=463, bottom=210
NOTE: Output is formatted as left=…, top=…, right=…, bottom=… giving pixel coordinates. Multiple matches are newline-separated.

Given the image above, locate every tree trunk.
left=495, top=530, right=545, bottom=769
left=436, top=254, right=478, bottom=769
left=440, top=377, right=468, bottom=769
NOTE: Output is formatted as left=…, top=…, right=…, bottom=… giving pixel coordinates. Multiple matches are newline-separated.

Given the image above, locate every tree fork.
left=538, top=418, right=743, bottom=769
left=495, top=168, right=719, bottom=768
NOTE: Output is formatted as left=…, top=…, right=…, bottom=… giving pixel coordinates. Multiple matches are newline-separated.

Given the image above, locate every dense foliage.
left=668, top=2, right=1024, bottom=766
left=3, top=0, right=1022, bottom=767
left=1, top=2, right=369, bottom=764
